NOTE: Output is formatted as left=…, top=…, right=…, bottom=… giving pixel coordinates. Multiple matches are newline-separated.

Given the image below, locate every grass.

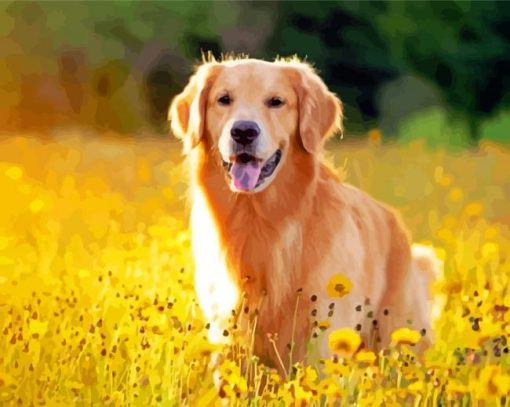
left=0, top=132, right=509, bottom=405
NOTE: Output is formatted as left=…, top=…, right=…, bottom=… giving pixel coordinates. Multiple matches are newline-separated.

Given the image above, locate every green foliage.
left=481, top=109, right=510, bottom=143
left=365, top=1, right=510, bottom=141
left=1, top=0, right=510, bottom=143
left=269, top=1, right=510, bottom=143
left=396, top=107, right=468, bottom=149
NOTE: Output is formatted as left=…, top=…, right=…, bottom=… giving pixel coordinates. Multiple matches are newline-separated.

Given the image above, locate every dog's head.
left=169, top=57, right=343, bottom=193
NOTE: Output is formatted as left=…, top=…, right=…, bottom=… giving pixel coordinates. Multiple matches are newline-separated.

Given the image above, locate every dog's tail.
left=411, top=244, right=442, bottom=283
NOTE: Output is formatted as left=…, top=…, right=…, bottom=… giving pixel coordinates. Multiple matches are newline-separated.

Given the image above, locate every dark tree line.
left=2, top=1, right=509, bottom=142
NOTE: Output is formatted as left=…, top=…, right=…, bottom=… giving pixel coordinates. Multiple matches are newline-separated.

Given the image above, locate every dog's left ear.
left=169, top=63, right=221, bottom=153
left=288, top=63, right=343, bottom=154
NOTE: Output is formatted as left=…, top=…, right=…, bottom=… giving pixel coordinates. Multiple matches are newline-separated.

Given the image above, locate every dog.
left=169, top=56, right=440, bottom=372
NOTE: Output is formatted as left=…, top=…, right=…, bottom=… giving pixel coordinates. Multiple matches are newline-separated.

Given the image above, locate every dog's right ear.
left=169, top=63, right=220, bottom=153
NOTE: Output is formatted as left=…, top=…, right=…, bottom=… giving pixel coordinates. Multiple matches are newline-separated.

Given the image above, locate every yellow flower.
left=476, top=320, right=503, bottom=347
left=328, top=328, right=361, bottom=356
left=0, top=236, right=9, bottom=250
left=301, top=365, right=319, bottom=387
left=436, top=228, right=455, bottom=245
left=29, top=319, right=48, bottom=338
left=448, top=187, right=463, bottom=202
left=0, top=371, right=15, bottom=388
left=317, top=320, right=331, bottom=330
left=218, top=360, right=247, bottom=397
left=355, top=350, right=377, bottom=364
left=294, top=383, right=314, bottom=402
left=463, top=201, right=483, bottom=217
left=66, top=380, right=84, bottom=391
left=407, top=380, right=424, bottom=392
left=317, top=377, right=343, bottom=398
left=367, top=128, right=382, bottom=144
left=269, top=370, right=281, bottom=385
left=438, top=175, right=453, bottom=187
left=326, top=273, right=352, bottom=298
left=446, top=380, right=468, bottom=395
left=442, top=215, right=457, bottom=228
left=474, top=365, right=510, bottom=400
left=391, top=327, right=421, bottom=345
left=29, top=198, right=46, bottom=213
left=481, top=242, right=498, bottom=259
left=484, top=227, right=498, bottom=239
left=284, top=380, right=314, bottom=403
left=322, top=359, right=350, bottom=376
left=109, top=390, right=124, bottom=407
left=434, top=166, right=452, bottom=187
left=136, top=159, right=152, bottom=182
left=5, top=165, right=23, bottom=180
left=357, top=389, right=385, bottom=406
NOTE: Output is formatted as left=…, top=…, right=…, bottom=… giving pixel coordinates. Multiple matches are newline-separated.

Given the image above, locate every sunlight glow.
left=191, top=186, right=240, bottom=344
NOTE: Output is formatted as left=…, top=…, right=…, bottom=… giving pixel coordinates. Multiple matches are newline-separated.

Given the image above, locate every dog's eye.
left=266, top=97, right=285, bottom=108
left=218, top=94, right=232, bottom=106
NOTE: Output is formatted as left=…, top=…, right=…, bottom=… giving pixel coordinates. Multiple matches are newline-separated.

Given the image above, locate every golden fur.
left=169, top=56, right=439, bottom=370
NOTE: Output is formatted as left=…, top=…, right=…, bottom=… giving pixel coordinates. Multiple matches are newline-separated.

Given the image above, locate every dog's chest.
left=191, top=193, right=304, bottom=306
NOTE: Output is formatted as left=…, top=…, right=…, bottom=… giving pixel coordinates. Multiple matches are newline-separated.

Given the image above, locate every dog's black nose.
left=231, top=121, right=260, bottom=145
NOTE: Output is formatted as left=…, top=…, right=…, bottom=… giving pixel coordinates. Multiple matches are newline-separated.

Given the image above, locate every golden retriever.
left=169, top=56, right=439, bottom=371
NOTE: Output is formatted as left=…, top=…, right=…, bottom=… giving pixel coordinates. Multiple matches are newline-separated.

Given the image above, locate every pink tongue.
left=230, top=161, right=262, bottom=191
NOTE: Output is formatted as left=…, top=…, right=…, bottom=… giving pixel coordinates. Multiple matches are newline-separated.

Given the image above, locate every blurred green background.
left=1, top=1, right=509, bottom=146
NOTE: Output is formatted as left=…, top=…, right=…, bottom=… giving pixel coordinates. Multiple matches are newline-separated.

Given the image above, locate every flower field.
left=0, top=132, right=510, bottom=406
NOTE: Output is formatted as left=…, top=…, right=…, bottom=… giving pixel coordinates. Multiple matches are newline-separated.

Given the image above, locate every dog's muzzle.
left=222, top=149, right=282, bottom=192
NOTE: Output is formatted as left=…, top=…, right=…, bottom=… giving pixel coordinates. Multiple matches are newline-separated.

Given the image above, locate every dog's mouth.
left=222, top=149, right=282, bottom=192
